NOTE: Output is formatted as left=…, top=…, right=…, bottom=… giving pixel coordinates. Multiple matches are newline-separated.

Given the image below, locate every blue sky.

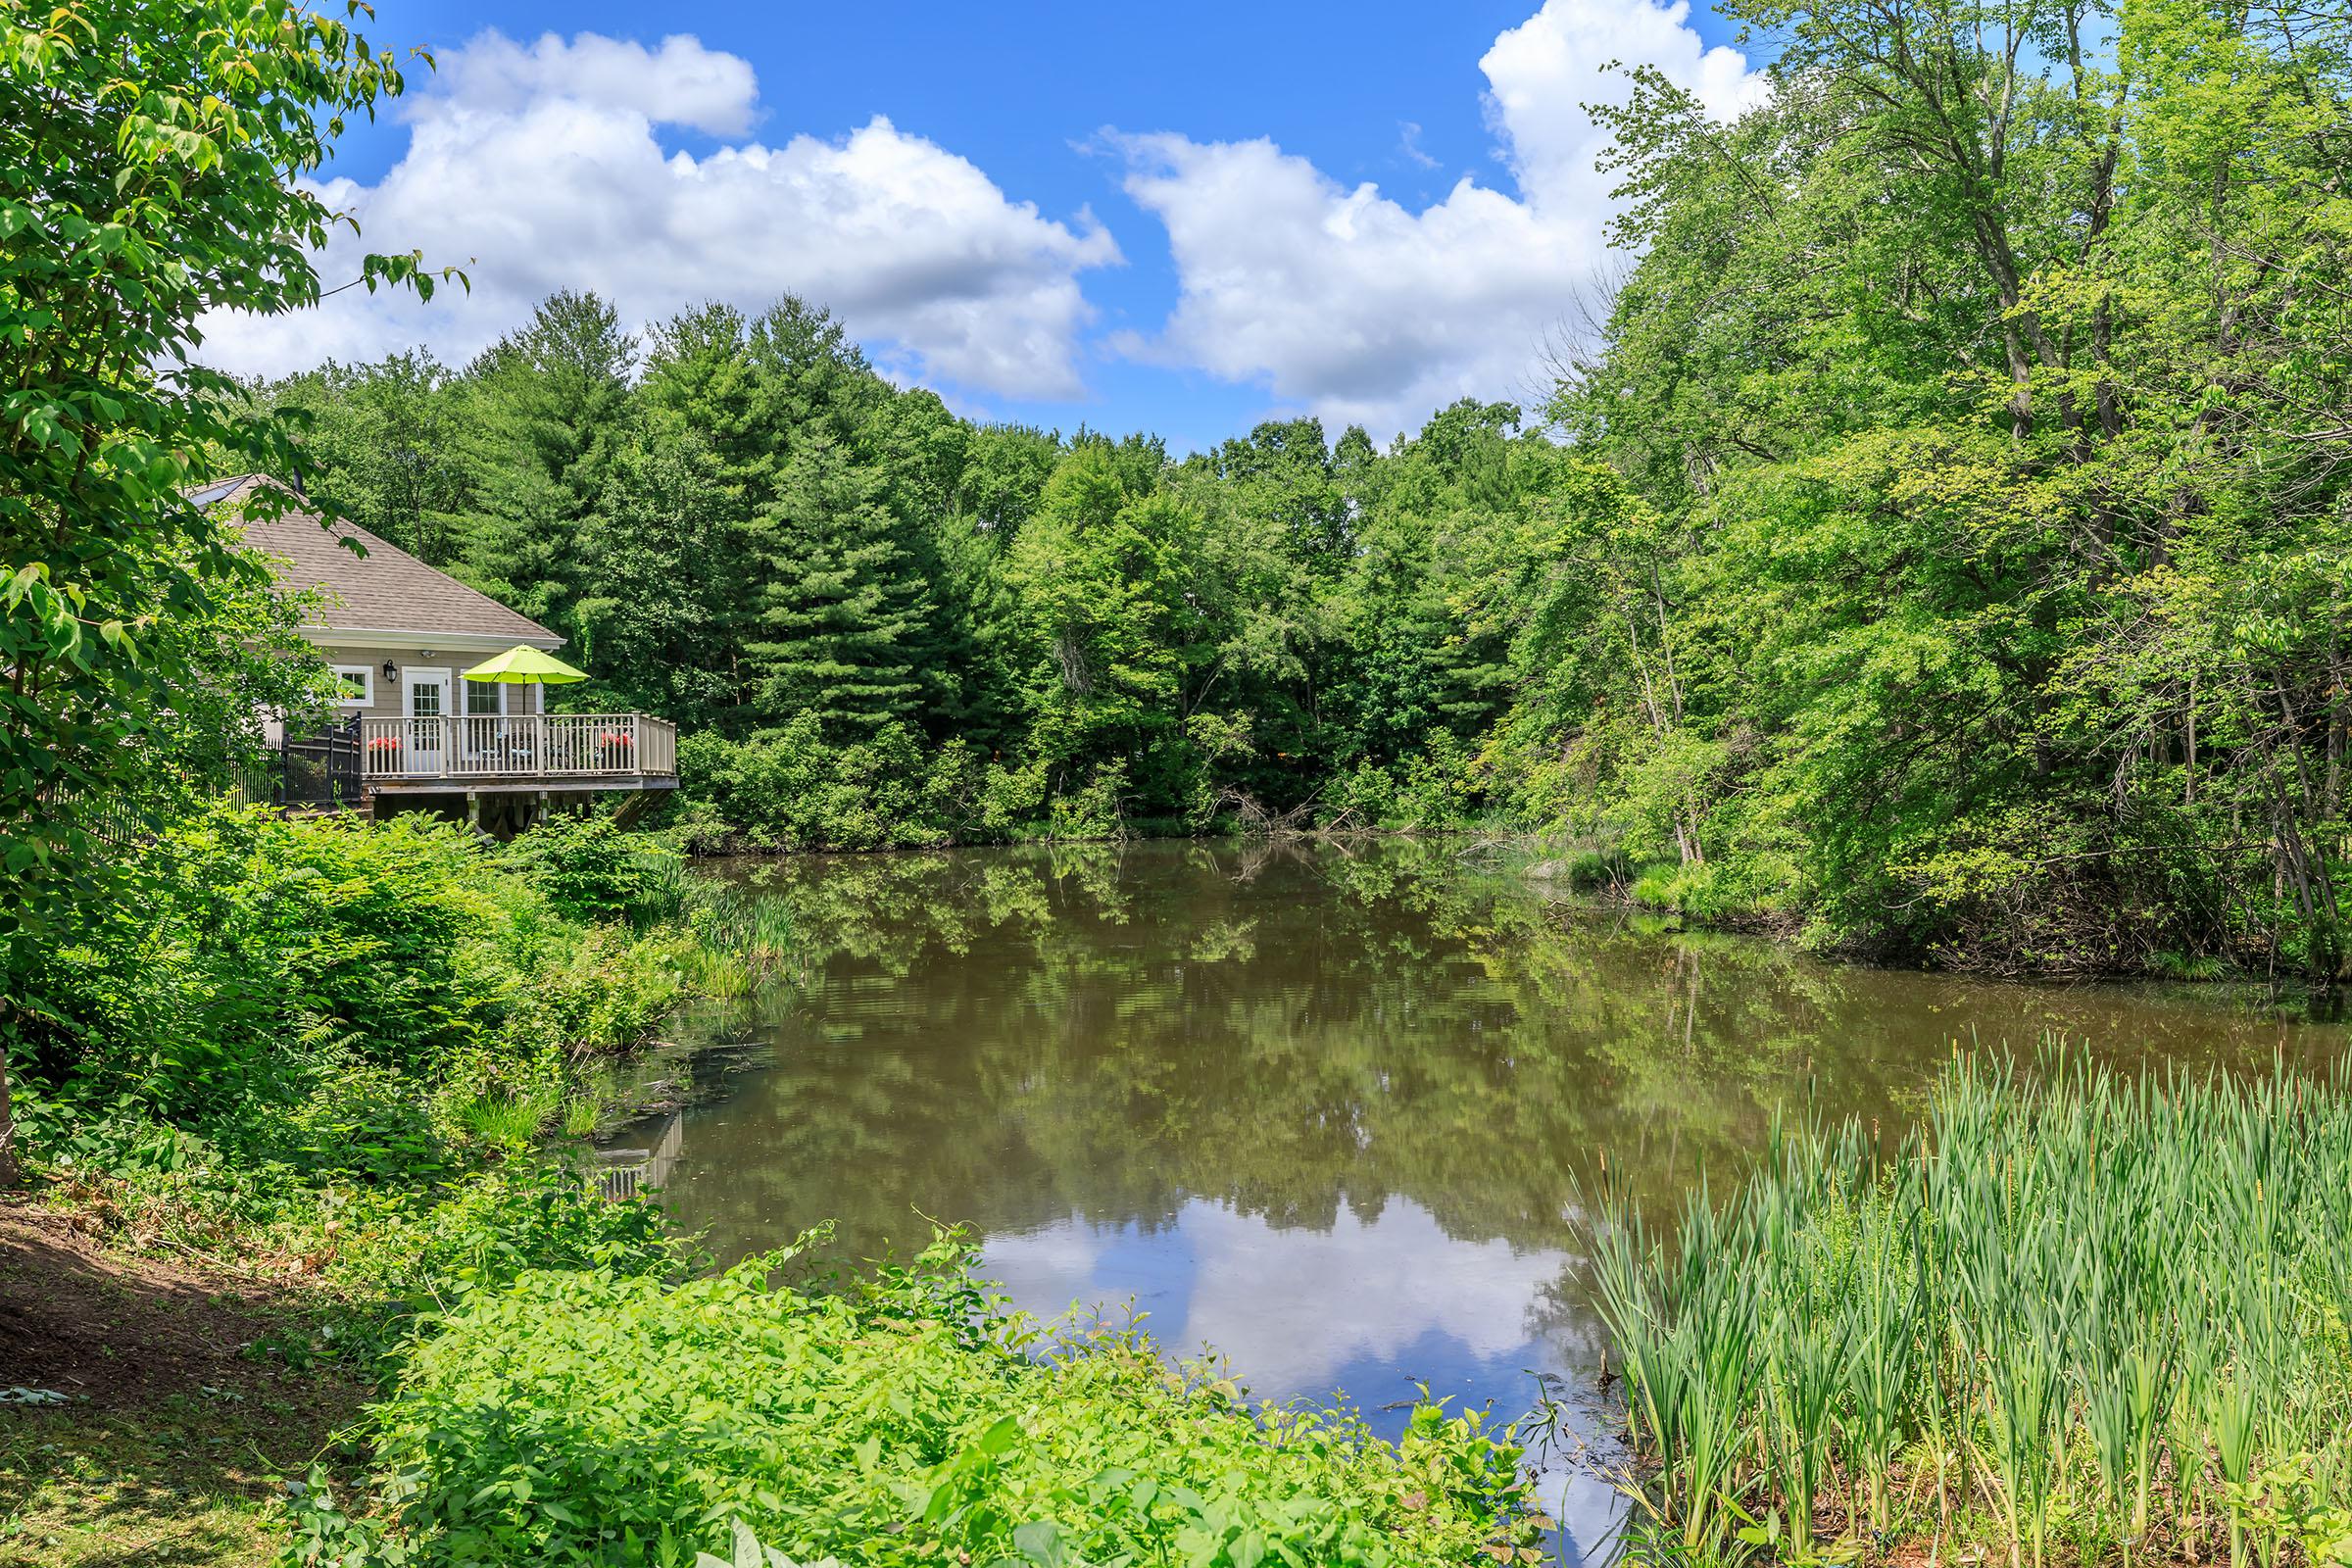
left=205, top=0, right=1763, bottom=453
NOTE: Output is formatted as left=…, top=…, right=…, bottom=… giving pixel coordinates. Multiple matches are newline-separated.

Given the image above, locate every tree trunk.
left=0, top=1046, right=16, bottom=1189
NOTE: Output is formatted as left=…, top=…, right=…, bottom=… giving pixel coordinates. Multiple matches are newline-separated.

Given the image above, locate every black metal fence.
left=274, top=717, right=363, bottom=810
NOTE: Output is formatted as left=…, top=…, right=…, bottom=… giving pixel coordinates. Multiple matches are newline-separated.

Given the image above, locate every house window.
left=331, top=664, right=374, bottom=709
left=465, top=678, right=506, bottom=716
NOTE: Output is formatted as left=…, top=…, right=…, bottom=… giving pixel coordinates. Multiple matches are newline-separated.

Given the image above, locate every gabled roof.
left=198, top=475, right=563, bottom=649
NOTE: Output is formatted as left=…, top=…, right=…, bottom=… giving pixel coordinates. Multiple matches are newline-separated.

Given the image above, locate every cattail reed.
left=1585, top=1051, right=2352, bottom=1567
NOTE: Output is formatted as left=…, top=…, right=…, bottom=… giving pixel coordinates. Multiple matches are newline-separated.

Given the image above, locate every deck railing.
left=360, top=713, right=678, bottom=782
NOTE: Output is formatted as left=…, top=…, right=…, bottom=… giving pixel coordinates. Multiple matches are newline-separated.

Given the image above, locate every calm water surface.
left=622, top=840, right=2345, bottom=1562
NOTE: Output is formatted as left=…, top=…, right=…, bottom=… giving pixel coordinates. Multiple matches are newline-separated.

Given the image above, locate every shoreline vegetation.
left=676, top=821, right=2340, bottom=994
left=5, top=807, right=720, bottom=1564
left=289, top=1227, right=1546, bottom=1568
left=1588, top=1056, right=2352, bottom=1568
left=1, top=809, right=1547, bottom=1567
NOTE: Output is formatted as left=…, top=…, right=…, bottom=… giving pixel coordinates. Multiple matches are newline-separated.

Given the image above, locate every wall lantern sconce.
left=380, top=659, right=399, bottom=684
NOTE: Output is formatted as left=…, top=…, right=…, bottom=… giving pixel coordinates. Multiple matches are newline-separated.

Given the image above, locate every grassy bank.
left=1588, top=1056, right=2352, bottom=1568
left=0, top=807, right=747, bottom=1564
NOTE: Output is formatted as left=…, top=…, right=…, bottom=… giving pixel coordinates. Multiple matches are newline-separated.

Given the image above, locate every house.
left=198, top=475, right=678, bottom=832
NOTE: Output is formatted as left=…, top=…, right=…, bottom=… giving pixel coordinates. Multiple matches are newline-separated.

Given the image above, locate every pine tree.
left=746, top=430, right=933, bottom=737
left=456, top=291, right=638, bottom=630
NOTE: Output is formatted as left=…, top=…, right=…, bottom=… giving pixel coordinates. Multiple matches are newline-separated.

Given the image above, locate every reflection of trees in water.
left=668, top=843, right=2345, bottom=1278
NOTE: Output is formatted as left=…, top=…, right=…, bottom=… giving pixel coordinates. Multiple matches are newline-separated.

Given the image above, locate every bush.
left=1393, top=731, right=1480, bottom=829
left=1326, top=759, right=1400, bottom=828
left=1046, top=760, right=1128, bottom=841
left=676, top=718, right=979, bottom=853
left=502, top=812, right=679, bottom=925
left=18, top=809, right=507, bottom=1130
left=7, top=802, right=709, bottom=1303
left=1562, top=847, right=1628, bottom=892
left=294, top=1231, right=1541, bottom=1568
left=12, top=805, right=692, bottom=1146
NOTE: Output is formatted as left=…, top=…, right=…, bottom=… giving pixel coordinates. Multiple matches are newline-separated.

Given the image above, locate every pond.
left=619, top=838, right=2345, bottom=1563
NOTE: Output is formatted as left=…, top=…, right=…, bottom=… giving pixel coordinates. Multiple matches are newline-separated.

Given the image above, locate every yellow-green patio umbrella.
left=463, top=646, right=588, bottom=684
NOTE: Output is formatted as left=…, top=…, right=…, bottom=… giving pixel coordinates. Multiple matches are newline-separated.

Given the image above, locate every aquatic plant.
left=454, top=1089, right=556, bottom=1151
left=1586, top=1053, right=2352, bottom=1568
left=681, top=880, right=800, bottom=996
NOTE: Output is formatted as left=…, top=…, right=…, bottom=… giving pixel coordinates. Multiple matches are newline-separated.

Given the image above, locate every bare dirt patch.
left=0, top=1201, right=367, bottom=1568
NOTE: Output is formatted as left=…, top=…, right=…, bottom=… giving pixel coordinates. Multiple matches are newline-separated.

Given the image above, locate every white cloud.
left=982, top=1220, right=1114, bottom=1313
left=1114, top=0, right=1765, bottom=435
left=197, top=31, right=1120, bottom=400
left=431, top=32, right=760, bottom=136
left=1397, top=121, right=1441, bottom=171
left=1175, top=1198, right=1563, bottom=1396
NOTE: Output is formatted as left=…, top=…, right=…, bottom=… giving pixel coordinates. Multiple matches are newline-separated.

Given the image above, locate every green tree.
left=0, top=0, right=440, bottom=1181
left=457, top=290, right=636, bottom=630
left=1551, top=0, right=2352, bottom=969
left=571, top=429, right=742, bottom=730
left=269, top=349, right=469, bottom=563
left=747, top=430, right=934, bottom=737
left=1003, top=443, right=1214, bottom=820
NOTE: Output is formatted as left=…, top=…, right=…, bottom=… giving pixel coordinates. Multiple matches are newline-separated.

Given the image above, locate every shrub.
left=1393, top=731, right=1479, bottom=828
left=1562, top=847, right=1628, bottom=892
left=502, top=813, right=679, bottom=925
left=294, top=1231, right=1541, bottom=1568
left=12, top=805, right=694, bottom=1151
left=1046, top=760, right=1127, bottom=841
left=8, top=802, right=710, bottom=1303
left=1327, top=759, right=1399, bottom=828
left=676, top=719, right=977, bottom=853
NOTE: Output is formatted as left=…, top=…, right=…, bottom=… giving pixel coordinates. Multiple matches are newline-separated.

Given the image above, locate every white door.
left=403, top=666, right=452, bottom=776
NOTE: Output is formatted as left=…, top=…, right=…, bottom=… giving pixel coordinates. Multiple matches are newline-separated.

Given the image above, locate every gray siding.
left=310, top=643, right=545, bottom=722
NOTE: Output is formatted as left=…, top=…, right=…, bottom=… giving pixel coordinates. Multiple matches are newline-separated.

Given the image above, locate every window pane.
left=465, top=680, right=503, bottom=715
left=411, top=681, right=441, bottom=717
left=337, top=670, right=368, bottom=703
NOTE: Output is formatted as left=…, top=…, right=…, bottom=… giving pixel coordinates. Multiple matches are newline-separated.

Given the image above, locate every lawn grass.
left=0, top=1391, right=363, bottom=1568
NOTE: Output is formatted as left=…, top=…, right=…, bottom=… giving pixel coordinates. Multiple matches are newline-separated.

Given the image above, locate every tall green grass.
left=1588, top=1054, right=2352, bottom=1568
left=680, top=880, right=799, bottom=997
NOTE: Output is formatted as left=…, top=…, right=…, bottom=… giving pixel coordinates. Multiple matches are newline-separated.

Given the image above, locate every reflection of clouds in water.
left=983, top=1195, right=1566, bottom=1399
left=1182, top=1199, right=1563, bottom=1393
left=983, top=1221, right=1116, bottom=1314
left=980, top=1195, right=1634, bottom=1566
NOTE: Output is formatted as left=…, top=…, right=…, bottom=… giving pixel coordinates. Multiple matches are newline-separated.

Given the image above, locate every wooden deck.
left=360, top=713, right=678, bottom=790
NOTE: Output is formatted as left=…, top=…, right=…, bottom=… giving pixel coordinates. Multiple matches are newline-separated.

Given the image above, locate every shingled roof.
left=202, top=475, right=563, bottom=649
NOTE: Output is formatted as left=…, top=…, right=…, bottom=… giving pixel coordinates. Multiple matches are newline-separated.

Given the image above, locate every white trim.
left=330, top=664, right=374, bottom=709
left=295, top=626, right=565, bottom=654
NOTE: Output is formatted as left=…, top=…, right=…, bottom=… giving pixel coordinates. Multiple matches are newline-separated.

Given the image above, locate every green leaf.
left=1012, top=1520, right=1067, bottom=1568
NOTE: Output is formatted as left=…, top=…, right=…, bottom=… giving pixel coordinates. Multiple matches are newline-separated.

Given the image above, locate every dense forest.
left=265, top=298, right=1524, bottom=846
left=262, top=0, right=2351, bottom=981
